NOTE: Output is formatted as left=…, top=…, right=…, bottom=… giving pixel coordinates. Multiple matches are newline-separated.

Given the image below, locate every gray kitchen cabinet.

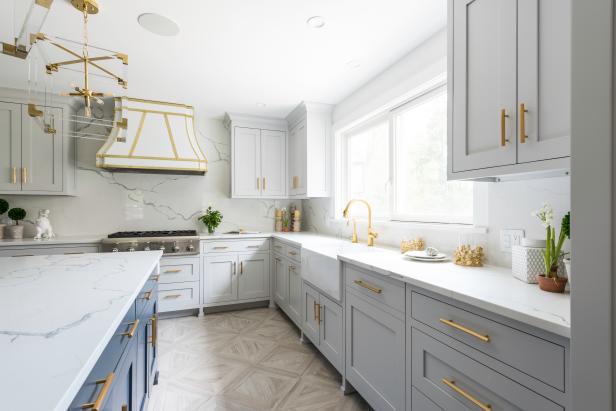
left=411, top=328, right=563, bottom=411
left=448, top=0, right=571, bottom=180
left=302, top=280, right=344, bottom=373
left=287, top=262, right=302, bottom=323
left=273, top=254, right=289, bottom=308
left=345, top=289, right=405, bottom=411
left=0, top=96, right=75, bottom=195
left=203, top=254, right=237, bottom=303
left=238, top=252, right=270, bottom=300
left=0, top=101, right=21, bottom=192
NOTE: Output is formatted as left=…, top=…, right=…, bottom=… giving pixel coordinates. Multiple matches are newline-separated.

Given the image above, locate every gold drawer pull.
left=313, top=301, right=318, bottom=321
left=263, top=177, right=266, bottom=190
left=442, top=379, right=492, bottom=411
left=164, top=293, right=182, bottom=299
left=519, top=103, right=528, bottom=143
left=11, top=166, right=17, bottom=184
left=150, top=314, right=157, bottom=347
left=257, top=177, right=261, bottom=190
left=288, top=251, right=298, bottom=256
left=21, top=167, right=27, bottom=184
left=143, top=290, right=152, bottom=301
left=164, top=268, right=182, bottom=273
left=353, top=279, right=382, bottom=294
left=11, top=254, right=34, bottom=257
left=500, top=109, right=509, bottom=146
left=246, top=245, right=260, bottom=249
left=121, top=319, right=139, bottom=338
left=150, top=274, right=160, bottom=282
left=213, top=246, right=228, bottom=250
left=64, top=252, right=85, bottom=255
left=81, top=372, right=115, bottom=410
left=439, top=318, right=490, bottom=343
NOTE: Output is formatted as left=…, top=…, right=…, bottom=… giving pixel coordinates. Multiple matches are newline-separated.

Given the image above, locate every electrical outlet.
left=500, top=229, right=525, bottom=252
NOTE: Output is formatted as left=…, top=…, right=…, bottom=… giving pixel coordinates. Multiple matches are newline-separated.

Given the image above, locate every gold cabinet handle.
left=442, top=379, right=492, bottom=411
left=318, top=304, right=322, bottom=323
left=121, top=319, right=139, bottom=338
left=64, top=252, right=85, bottom=255
left=245, top=245, right=260, bottom=249
left=500, top=109, right=509, bottom=146
left=519, top=103, right=528, bottom=143
left=289, top=265, right=296, bottom=270
left=213, top=246, right=228, bottom=250
left=164, top=268, right=182, bottom=273
left=150, top=274, right=160, bottom=282
left=439, top=318, right=490, bottom=342
left=143, top=290, right=152, bottom=301
left=288, top=251, right=298, bottom=256
left=240, top=261, right=244, bottom=274
left=11, top=166, right=16, bottom=184
left=164, top=293, right=181, bottom=299
left=21, top=167, right=27, bottom=184
left=150, top=314, right=157, bottom=347
left=257, top=177, right=261, bottom=190
left=81, top=372, right=115, bottom=410
left=292, top=175, right=299, bottom=189
left=353, top=279, right=382, bottom=294
left=263, top=177, right=266, bottom=190
left=11, top=254, right=34, bottom=257
left=313, top=300, right=318, bottom=321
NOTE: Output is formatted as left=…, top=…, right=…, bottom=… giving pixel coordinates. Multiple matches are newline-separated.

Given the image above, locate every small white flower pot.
left=5, top=225, right=24, bottom=239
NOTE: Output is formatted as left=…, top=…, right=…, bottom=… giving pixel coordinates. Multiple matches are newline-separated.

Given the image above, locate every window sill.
left=330, top=217, right=488, bottom=234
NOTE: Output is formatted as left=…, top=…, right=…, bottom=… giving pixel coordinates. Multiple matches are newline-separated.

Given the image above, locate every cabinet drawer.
left=158, top=282, right=199, bottom=312
left=159, top=257, right=199, bottom=283
left=286, top=244, right=301, bottom=262
left=412, top=328, right=563, bottom=411
left=272, top=240, right=286, bottom=255
left=203, top=238, right=269, bottom=253
left=136, top=279, right=158, bottom=317
left=345, top=265, right=405, bottom=313
left=0, top=245, right=100, bottom=257
left=410, top=291, right=565, bottom=391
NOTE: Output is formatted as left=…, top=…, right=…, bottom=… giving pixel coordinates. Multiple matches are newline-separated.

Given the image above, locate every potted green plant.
left=198, top=206, right=223, bottom=234
left=6, top=207, right=27, bottom=239
left=532, top=204, right=570, bottom=293
left=0, top=199, right=8, bottom=239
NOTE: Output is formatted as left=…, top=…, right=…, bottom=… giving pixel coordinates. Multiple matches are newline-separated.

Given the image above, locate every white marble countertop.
left=271, top=232, right=571, bottom=338
left=0, top=251, right=162, bottom=411
left=0, top=235, right=105, bottom=247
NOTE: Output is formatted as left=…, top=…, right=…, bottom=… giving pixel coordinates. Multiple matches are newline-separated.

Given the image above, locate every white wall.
left=304, top=28, right=571, bottom=268
left=0, top=106, right=296, bottom=236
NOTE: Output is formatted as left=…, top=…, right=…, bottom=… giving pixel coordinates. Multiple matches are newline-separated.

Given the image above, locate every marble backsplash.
left=1, top=114, right=297, bottom=237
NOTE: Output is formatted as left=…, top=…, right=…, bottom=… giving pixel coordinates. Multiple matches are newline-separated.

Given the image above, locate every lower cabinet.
left=287, top=263, right=302, bottom=323
left=158, top=256, right=200, bottom=313
left=273, top=251, right=303, bottom=326
left=203, top=251, right=270, bottom=305
left=302, top=281, right=344, bottom=373
left=273, top=255, right=288, bottom=308
left=68, top=271, right=159, bottom=411
left=345, top=289, right=405, bottom=411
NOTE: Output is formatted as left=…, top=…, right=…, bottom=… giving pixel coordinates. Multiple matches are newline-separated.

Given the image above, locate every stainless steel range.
left=101, top=230, right=199, bottom=256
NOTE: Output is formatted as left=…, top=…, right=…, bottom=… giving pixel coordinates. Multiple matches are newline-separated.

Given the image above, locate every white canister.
left=512, top=244, right=545, bottom=284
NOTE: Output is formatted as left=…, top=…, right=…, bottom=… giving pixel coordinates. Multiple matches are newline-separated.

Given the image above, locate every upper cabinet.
left=287, top=102, right=332, bottom=198
left=0, top=96, right=75, bottom=195
left=448, top=0, right=571, bottom=180
left=225, top=113, right=287, bottom=199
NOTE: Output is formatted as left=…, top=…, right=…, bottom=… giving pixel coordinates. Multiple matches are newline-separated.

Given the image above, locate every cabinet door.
left=232, top=127, right=261, bottom=197
left=136, top=316, right=148, bottom=411
left=238, top=252, right=269, bottom=300
left=110, top=339, right=138, bottom=411
left=451, top=0, right=517, bottom=173
left=0, top=102, right=21, bottom=192
left=287, top=263, right=302, bottom=324
left=319, top=294, right=343, bottom=372
left=272, top=256, right=288, bottom=308
left=204, top=255, right=238, bottom=303
left=260, top=129, right=286, bottom=197
left=21, top=106, right=63, bottom=192
left=345, top=291, right=405, bottom=411
left=301, top=281, right=320, bottom=344
left=288, top=120, right=307, bottom=196
left=518, top=0, right=571, bottom=163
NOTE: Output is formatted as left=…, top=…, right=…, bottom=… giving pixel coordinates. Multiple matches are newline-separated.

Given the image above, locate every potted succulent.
left=0, top=199, right=8, bottom=239
left=198, top=206, right=223, bottom=235
left=532, top=204, right=570, bottom=293
left=6, top=207, right=27, bottom=239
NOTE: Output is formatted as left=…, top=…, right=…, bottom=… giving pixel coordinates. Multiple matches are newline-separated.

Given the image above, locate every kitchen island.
left=0, top=251, right=162, bottom=411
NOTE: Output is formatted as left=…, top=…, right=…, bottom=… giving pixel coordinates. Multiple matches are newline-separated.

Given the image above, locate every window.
left=339, top=84, right=474, bottom=224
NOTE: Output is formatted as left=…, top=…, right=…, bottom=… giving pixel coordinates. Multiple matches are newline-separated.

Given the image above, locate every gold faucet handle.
left=369, top=229, right=378, bottom=238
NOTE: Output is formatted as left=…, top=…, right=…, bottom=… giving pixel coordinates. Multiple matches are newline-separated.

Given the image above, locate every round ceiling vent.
left=138, top=13, right=180, bottom=37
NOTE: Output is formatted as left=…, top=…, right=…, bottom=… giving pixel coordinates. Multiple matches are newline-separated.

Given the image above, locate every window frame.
left=338, top=81, right=474, bottom=225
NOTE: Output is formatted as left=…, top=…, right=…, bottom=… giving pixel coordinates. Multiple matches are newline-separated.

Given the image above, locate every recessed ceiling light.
left=138, top=13, right=180, bottom=37
left=346, top=60, right=361, bottom=69
left=256, top=102, right=267, bottom=108
left=306, top=16, right=326, bottom=29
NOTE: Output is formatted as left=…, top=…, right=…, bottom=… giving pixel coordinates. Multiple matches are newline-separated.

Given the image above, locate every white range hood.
left=96, top=97, right=208, bottom=174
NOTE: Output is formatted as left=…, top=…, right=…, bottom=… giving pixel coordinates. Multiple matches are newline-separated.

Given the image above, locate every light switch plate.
left=500, top=229, right=525, bottom=252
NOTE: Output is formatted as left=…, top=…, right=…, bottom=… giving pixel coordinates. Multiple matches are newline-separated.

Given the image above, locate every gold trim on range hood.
left=96, top=97, right=207, bottom=175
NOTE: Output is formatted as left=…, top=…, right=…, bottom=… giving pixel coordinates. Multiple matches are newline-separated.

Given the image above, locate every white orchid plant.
left=532, top=203, right=571, bottom=279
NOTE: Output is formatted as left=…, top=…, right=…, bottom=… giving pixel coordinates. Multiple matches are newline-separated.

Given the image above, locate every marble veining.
left=0, top=251, right=162, bottom=411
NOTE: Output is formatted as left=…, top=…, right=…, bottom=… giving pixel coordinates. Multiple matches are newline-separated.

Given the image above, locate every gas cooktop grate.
left=107, top=230, right=198, bottom=238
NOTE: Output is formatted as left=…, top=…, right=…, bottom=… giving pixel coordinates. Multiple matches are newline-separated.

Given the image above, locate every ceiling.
left=0, top=0, right=446, bottom=118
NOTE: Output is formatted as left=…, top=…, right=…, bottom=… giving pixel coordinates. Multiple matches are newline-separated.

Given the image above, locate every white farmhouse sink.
left=301, top=241, right=384, bottom=302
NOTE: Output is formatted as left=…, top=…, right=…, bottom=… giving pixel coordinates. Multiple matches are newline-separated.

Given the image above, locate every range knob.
left=172, top=242, right=180, bottom=253
left=159, top=245, right=166, bottom=252
left=128, top=246, right=136, bottom=252
left=187, top=244, right=195, bottom=252
left=144, top=242, right=151, bottom=251
left=111, top=247, right=119, bottom=253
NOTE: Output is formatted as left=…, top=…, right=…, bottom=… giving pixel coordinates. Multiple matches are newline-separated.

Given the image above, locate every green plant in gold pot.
left=199, top=206, right=223, bottom=235
left=532, top=203, right=570, bottom=293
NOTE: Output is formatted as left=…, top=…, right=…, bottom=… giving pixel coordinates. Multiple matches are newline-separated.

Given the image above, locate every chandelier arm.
left=86, top=60, right=127, bottom=84
left=49, top=55, right=116, bottom=69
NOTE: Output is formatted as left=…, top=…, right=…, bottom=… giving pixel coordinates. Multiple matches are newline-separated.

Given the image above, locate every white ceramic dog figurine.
left=34, top=209, right=55, bottom=240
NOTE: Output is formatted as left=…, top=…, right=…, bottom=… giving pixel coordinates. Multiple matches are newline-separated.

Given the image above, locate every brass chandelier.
left=31, top=0, right=128, bottom=117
